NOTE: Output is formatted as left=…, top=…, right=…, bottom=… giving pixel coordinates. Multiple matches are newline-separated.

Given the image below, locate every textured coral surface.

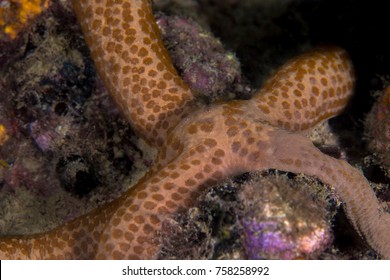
left=0, top=0, right=389, bottom=260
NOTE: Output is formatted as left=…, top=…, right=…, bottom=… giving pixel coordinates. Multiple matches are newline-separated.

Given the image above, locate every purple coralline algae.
left=156, top=14, right=247, bottom=101
left=239, top=174, right=332, bottom=260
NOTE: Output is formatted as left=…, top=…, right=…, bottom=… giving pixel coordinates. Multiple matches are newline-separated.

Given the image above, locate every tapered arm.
left=252, top=46, right=355, bottom=132
left=72, top=0, right=195, bottom=146
left=232, top=126, right=390, bottom=259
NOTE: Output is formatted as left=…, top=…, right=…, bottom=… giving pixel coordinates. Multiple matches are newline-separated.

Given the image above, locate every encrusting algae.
left=0, top=0, right=50, bottom=40
left=0, top=0, right=389, bottom=260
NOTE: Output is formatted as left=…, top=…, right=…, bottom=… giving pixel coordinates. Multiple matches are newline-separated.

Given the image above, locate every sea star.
left=0, top=0, right=389, bottom=259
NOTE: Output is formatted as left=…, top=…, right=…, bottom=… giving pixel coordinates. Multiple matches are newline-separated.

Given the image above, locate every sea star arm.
left=72, top=132, right=235, bottom=259
left=72, top=0, right=194, bottom=146
left=0, top=131, right=233, bottom=259
left=230, top=126, right=390, bottom=259
left=0, top=199, right=118, bottom=259
left=233, top=45, right=390, bottom=257
left=252, top=46, right=355, bottom=131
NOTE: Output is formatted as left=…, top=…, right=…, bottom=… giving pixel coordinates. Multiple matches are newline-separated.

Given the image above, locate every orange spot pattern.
left=0, top=0, right=389, bottom=259
left=253, top=47, right=355, bottom=131
left=72, top=0, right=194, bottom=146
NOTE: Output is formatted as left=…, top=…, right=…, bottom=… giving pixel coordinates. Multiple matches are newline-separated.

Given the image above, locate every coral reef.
left=156, top=14, right=246, bottom=101
left=0, top=0, right=150, bottom=235
left=239, top=174, right=332, bottom=260
left=0, top=0, right=388, bottom=260
left=0, top=0, right=50, bottom=40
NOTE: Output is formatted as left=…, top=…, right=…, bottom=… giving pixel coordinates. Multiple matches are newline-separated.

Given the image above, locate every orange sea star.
left=0, top=0, right=389, bottom=259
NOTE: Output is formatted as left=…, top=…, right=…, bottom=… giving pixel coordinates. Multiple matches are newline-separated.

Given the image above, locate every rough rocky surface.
left=0, top=0, right=388, bottom=259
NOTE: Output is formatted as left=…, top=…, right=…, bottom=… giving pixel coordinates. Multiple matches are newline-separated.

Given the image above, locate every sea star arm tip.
left=253, top=46, right=355, bottom=132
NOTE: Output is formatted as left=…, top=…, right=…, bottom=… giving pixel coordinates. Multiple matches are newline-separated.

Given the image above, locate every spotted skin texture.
left=73, top=0, right=194, bottom=146
left=251, top=47, right=355, bottom=131
left=1, top=0, right=389, bottom=259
